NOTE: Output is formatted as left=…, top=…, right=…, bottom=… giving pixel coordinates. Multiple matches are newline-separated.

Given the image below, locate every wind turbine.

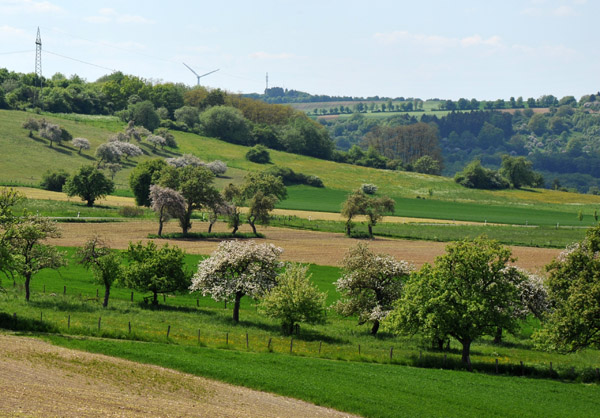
left=183, top=63, right=219, bottom=86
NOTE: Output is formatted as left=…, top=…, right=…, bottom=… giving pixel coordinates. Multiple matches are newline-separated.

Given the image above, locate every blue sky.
left=0, top=0, right=598, bottom=100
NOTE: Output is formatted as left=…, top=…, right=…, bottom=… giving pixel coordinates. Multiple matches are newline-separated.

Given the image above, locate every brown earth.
left=0, top=334, right=358, bottom=418
left=47, top=220, right=559, bottom=272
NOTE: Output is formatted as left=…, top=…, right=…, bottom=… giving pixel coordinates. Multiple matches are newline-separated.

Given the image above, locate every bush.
left=454, top=160, right=510, bottom=190
left=264, top=166, right=324, bottom=188
left=361, top=183, right=378, bottom=194
left=246, top=145, right=271, bottom=164
left=40, top=169, right=69, bottom=192
left=119, top=206, right=144, bottom=217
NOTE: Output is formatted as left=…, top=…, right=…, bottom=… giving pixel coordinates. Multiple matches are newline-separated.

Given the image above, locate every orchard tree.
left=95, top=142, right=122, bottom=165
left=111, top=141, right=143, bottom=160
left=40, top=123, right=62, bottom=147
left=260, top=263, right=327, bottom=335
left=341, top=190, right=368, bottom=236
left=384, top=237, right=524, bottom=367
left=206, top=160, right=227, bottom=177
left=149, top=184, right=186, bottom=236
left=335, top=243, right=412, bottom=335
left=190, top=240, right=283, bottom=322
left=64, top=165, right=114, bottom=207
left=0, top=188, right=24, bottom=279
left=129, top=159, right=167, bottom=206
left=499, top=155, right=539, bottom=189
left=363, top=195, right=395, bottom=238
left=147, top=135, right=166, bottom=151
left=536, top=226, right=600, bottom=352
left=159, top=164, right=220, bottom=234
left=155, top=128, right=177, bottom=148
left=124, top=241, right=190, bottom=305
left=223, top=183, right=243, bottom=234
left=72, top=137, right=90, bottom=154
left=77, top=236, right=122, bottom=308
left=241, top=172, right=286, bottom=235
left=7, top=213, right=65, bottom=301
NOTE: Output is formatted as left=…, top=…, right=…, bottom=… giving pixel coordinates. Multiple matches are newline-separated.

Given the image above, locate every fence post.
left=224, top=300, right=227, bottom=309
left=390, top=347, right=393, bottom=361
left=96, top=289, right=99, bottom=298
left=63, top=285, right=66, bottom=295
left=246, top=333, right=249, bottom=349
left=495, top=358, right=499, bottom=374
left=167, top=325, right=171, bottom=339
left=97, top=317, right=101, bottom=331
left=268, top=338, right=272, bottom=351
left=40, top=311, right=42, bottom=322
left=131, top=292, right=134, bottom=302
left=163, top=294, right=166, bottom=303
left=128, top=321, right=131, bottom=334
left=197, top=329, right=201, bottom=344
left=290, top=337, right=293, bottom=354
left=196, top=299, right=199, bottom=307
left=319, top=341, right=322, bottom=355
left=226, top=332, right=228, bottom=345
left=358, top=344, right=361, bottom=356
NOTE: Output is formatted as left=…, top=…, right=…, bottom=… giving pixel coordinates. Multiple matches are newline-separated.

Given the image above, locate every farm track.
left=0, top=334, right=358, bottom=418
left=46, top=220, right=560, bottom=271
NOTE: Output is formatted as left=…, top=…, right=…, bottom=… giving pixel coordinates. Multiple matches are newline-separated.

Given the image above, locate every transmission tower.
left=34, top=27, right=42, bottom=105
left=265, top=72, right=269, bottom=92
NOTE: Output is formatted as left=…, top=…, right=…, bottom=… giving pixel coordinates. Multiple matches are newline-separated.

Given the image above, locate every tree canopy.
left=64, top=165, right=114, bottom=207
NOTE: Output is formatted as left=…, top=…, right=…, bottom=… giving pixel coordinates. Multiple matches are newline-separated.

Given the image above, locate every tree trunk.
left=152, top=291, right=159, bottom=306
left=493, top=327, right=503, bottom=344
left=158, top=219, right=164, bottom=236
left=368, top=224, right=373, bottom=238
left=86, top=199, right=94, bottom=207
left=232, top=291, right=243, bottom=322
left=208, top=221, right=214, bottom=233
left=232, top=224, right=238, bottom=235
left=345, top=221, right=351, bottom=236
left=370, top=319, right=380, bottom=335
left=103, top=285, right=110, bottom=308
left=248, top=219, right=257, bottom=235
left=461, top=339, right=472, bottom=370
left=25, top=273, right=31, bottom=302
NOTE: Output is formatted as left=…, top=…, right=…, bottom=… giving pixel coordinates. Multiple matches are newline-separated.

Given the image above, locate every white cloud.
left=84, top=8, right=154, bottom=25
left=0, top=0, right=62, bottom=14
left=374, top=31, right=504, bottom=50
left=0, top=25, right=27, bottom=36
left=249, top=51, right=295, bottom=60
left=553, top=5, right=576, bottom=16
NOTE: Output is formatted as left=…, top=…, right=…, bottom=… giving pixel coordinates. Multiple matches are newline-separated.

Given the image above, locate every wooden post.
left=268, top=338, right=272, bottom=351
left=63, top=285, right=66, bottom=295
left=131, top=292, right=134, bottom=302
left=40, top=311, right=42, bottom=322
left=96, top=289, right=99, bottom=298
left=290, top=337, right=293, bottom=354
left=128, top=321, right=131, bottom=334
left=226, top=332, right=228, bottom=345
left=68, top=314, right=70, bottom=329
left=520, top=361, right=524, bottom=376
left=97, top=317, right=101, bottom=331
left=198, top=329, right=201, bottom=344
left=358, top=344, right=361, bottom=356
left=167, top=325, right=171, bottom=339
left=246, top=333, right=249, bottom=349
left=224, top=300, right=227, bottom=309
left=495, top=358, right=499, bottom=374
left=196, top=299, right=199, bottom=307
left=390, top=347, right=394, bottom=361
left=163, top=294, right=166, bottom=303
left=319, top=341, right=322, bottom=355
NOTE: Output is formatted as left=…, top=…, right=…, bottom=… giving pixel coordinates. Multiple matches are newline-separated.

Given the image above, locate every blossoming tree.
left=190, top=240, right=283, bottom=322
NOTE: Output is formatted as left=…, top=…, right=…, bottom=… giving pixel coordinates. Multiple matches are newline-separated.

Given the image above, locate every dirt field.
left=0, top=334, right=357, bottom=418
left=47, top=220, right=560, bottom=272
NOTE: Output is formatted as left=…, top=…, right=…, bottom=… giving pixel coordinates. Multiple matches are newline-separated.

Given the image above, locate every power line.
left=45, top=50, right=117, bottom=72
left=0, top=50, right=32, bottom=55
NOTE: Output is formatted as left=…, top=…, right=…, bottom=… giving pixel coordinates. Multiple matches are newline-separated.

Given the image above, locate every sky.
left=0, top=0, right=598, bottom=101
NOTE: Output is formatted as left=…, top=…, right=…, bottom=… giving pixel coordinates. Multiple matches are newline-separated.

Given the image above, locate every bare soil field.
left=0, top=334, right=357, bottom=418
left=47, top=220, right=560, bottom=271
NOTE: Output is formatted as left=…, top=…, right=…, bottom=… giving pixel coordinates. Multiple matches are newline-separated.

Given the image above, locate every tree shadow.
left=29, top=135, right=47, bottom=144
left=29, top=299, right=98, bottom=312
left=48, top=145, right=73, bottom=156
left=79, top=153, right=96, bottom=161
left=137, top=301, right=216, bottom=316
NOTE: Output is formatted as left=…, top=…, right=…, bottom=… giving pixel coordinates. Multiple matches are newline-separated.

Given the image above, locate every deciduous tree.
left=335, top=243, right=412, bottom=335
left=64, top=165, right=114, bottom=207
left=384, top=237, right=524, bottom=367
left=149, top=184, right=186, bottom=236
left=77, top=236, right=121, bottom=308
left=260, top=263, right=327, bottom=334
left=190, top=240, right=283, bottom=322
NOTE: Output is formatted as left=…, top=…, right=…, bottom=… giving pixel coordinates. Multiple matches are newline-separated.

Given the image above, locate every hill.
left=2, top=109, right=600, bottom=227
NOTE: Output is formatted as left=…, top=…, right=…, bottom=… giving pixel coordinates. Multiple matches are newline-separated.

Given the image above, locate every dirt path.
left=0, top=334, right=358, bottom=418
left=46, top=220, right=560, bottom=272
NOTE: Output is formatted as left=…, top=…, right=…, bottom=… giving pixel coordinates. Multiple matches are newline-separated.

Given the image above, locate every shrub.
left=246, top=144, right=271, bottom=164
left=361, top=183, right=378, bottom=195
left=119, top=206, right=144, bottom=217
left=264, top=166, right=324, bottom=188
left=454, top=160, right=509, bottom=190
left=40, top=169, right=69, bottom=192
